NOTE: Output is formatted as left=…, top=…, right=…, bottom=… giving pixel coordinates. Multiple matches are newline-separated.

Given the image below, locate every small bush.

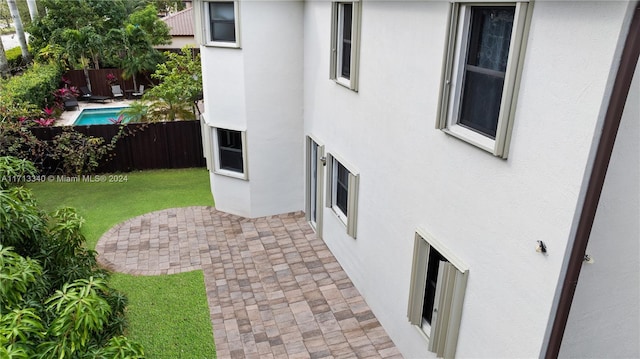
left=5, top=46, right=24, bottom=69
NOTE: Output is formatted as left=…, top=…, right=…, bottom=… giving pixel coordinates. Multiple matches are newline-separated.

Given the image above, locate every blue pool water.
left=73, top=107, right=130, bottom=126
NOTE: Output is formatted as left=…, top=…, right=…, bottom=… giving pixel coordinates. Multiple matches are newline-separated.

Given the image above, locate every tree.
left=25, top=0, right=36, bottom=21
left=142, top=47, right=202, bottom=122
left=126, top=4, right=171, bottom=46
left=61, top=26, right=103, bottom=90
left=6, top=0, right=31, bottom=63
left=152, top=0, right=185, bottom=15
left=28, top=0, right=128, bottom=65
left=0, top=36, right=8, bottom=77
left=105, top=5, right=170, bottom=89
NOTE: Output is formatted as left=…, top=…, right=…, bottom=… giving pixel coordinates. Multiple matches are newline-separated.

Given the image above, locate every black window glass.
left=218, top=129, right=243, bottom=172
left=422, top=247, right=447, bottom=325
left=335, top=162, right=349, bottom=216
left=340, top=4, right=352, bottom=79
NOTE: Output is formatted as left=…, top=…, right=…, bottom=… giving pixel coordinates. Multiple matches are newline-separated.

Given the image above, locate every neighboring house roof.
left=162, top=7, right=194, bottom=36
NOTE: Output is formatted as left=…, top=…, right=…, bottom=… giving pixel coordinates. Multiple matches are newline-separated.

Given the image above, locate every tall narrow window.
left=339, top=4, right=353, bottom=79
left=437, top=1, right=530, bottom=158
left=335, top=161, right=349, bottom=216
left=422, top=247, right=447, bottom=328
left=212, top=128, right=247, bottom=179
left=325, top=154, right=359, bottom=238
left=459, top=7, right=514, bottom=138
left=330, top=1, right=361, bottom=91
left=408, top=231, right=468, bottom=358
left=205, top=1, right=239, bottom=47
left=306, top=137, right=325, bottom=237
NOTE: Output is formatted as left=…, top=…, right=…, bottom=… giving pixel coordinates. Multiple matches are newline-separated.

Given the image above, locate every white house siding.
left=303, top=1, right=632, bottom=358
left=199, top=1, right=305, bottom=218
left=559, top=53, right=640, bottom=358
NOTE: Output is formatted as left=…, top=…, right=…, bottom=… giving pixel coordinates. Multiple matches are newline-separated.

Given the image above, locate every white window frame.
left=305, top=136, right=325, bottom=238
left=325, top=154, right=359, bottom=238
left=436, top=1, right=532, bottom=158
left=201, top=117, right=213, bottom=171
left=203, top=1, right=240, bottom=48
left=407, top=229, right=468, bottom=358
left=211, top=127, right=248, bottom=180
left=330, top=1, right=361, bottom=91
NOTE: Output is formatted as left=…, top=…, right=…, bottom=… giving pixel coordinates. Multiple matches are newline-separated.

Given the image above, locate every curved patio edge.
left=94, top=206, right=404, bottom=358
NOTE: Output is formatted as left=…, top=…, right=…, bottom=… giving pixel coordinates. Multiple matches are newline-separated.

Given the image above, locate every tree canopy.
left=28, top=0, right=171, bottom=71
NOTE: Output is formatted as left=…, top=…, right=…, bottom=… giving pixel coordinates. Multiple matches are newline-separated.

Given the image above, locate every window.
left=305, top=137, right=325, bottom=237
left=407, top=230, right=468, bottom=358
left=212, top=128, right=247, bottom=179
left=325, top=154, right=359, bottom=238
left=437, top=1, right=531, bottom=158
left=205, top=1, right=239, bottom=47
left=330, top=1, right=361, bottom=91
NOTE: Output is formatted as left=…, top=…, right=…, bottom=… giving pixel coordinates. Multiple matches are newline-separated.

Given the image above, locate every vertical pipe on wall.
left=543, top=2, right=640, bottom=358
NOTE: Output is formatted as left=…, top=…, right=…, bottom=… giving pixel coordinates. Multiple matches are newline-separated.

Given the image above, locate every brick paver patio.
left=96, top=206, right=403, bottom=359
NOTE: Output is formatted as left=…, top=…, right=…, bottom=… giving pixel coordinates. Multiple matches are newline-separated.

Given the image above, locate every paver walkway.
left=96, top=207, right=403, bottom=359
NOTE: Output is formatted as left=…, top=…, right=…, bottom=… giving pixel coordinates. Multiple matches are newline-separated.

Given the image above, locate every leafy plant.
left=0, top=62, right=61, bottom=109
left=0, top=156, right=37, bottom=189
left=0, top=156, right=142, bottom=357
left=51, top=130, right=109, bottom=176
left=118, top=102, right=149, bottom=123
left=143, top=47, right=202, bottom=121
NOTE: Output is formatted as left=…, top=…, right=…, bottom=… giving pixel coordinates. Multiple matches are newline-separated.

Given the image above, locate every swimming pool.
left=73, top=107, right=131, bottom=126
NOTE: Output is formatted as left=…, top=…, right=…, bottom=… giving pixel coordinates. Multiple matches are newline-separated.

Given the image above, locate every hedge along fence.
left=0, top=62, right=61, bottom=108
left=30, top=120, right=205, bottom=174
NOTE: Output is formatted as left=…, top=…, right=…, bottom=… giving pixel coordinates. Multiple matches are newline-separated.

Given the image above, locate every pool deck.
left=57, top=99, right=136, bottom=126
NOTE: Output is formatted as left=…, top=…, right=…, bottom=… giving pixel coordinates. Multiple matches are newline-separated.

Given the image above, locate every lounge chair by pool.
left=79, top=86, right=110, bottom=103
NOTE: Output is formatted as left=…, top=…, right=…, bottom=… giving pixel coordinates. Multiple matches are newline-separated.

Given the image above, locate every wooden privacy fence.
left=63, top=69, right=154, bottom=98
left=31, top=121, right=205, bottom=174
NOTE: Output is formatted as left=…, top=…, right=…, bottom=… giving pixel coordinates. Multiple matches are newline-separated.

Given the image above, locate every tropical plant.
left=118, top=101, right=149, bottom=123
left=142, top=47, right=202, bottom=121
left=61, top=26, right=103, bottom=89
left=0, top=156, right=143, bottom=357
left=101, top=4, right=170, bottom=90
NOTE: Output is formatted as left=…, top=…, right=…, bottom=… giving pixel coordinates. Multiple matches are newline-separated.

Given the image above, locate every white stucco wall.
left=303, top=1, right=632, bottom=358
left=199, top=1, right=304, bottom=217
left=559, top=55, right=640, bottom=359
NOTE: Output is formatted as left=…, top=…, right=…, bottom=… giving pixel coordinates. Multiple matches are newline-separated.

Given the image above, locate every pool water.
left=73, top=107, right=131, bottom=126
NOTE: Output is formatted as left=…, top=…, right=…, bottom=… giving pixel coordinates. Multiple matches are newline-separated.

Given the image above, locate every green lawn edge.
left=28, top=168, right=216, bottom=359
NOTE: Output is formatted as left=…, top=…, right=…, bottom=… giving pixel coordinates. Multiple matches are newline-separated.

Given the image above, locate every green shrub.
left=0, top=156, right=143, bottom=358
left=5, top=46, right=25, bottom=69
left=0, top=62, right=62, bottom=109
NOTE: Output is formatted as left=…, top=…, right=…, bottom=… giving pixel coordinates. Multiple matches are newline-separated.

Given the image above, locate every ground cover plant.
left=28, top=168, right=216, bottom=358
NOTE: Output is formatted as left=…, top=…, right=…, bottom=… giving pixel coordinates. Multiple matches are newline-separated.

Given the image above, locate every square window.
left=212, top=128, right=247, bottom=179
left=326, top=154, right=359, bottom=238
left=330, top=2, right=361, bottom=91
left=204, top=1, right=240, bottom=47
left=437, top=2, right=531, bottom=158
left=407, top=230, right=468, bottom=358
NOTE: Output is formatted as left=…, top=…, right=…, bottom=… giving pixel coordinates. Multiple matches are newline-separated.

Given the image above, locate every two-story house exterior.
left=194, top=0, right=639, bottom=357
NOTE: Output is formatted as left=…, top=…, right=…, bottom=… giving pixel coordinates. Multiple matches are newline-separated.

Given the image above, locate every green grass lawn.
left=28, top=168, right=216, bottom=359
